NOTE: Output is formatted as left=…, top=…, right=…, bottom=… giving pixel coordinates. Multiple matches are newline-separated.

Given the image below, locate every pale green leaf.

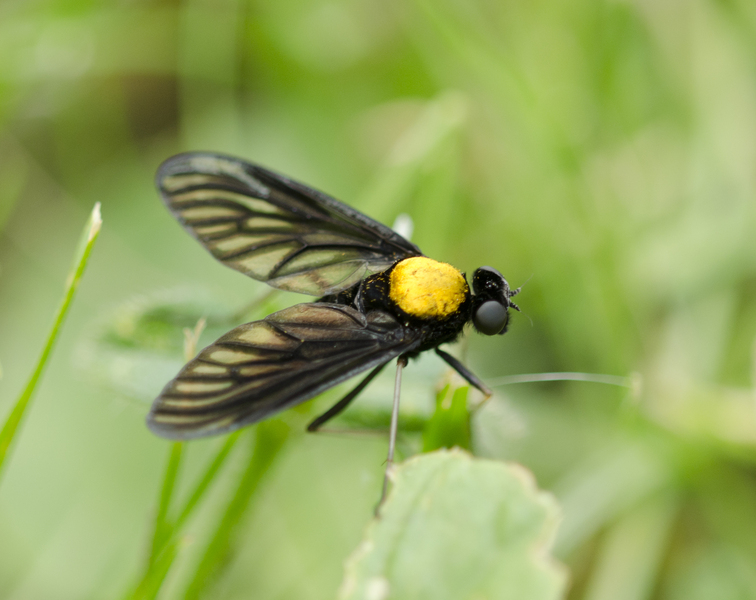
left=339, top=449, right=566, bottom=600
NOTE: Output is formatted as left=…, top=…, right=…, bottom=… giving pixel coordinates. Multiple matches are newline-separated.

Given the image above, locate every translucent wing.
left=157, top=152, right=422, bottom=296
left=147, top=303, right=422, bottom=439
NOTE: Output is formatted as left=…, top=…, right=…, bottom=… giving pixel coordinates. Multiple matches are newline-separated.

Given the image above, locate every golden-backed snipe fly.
left=148, top=152, right=520, bottom=499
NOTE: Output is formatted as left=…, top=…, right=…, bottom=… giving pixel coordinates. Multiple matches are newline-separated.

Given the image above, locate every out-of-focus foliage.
left=1, top=0, right=756, bottom=598
left=422, top=381, right=471, bottom=452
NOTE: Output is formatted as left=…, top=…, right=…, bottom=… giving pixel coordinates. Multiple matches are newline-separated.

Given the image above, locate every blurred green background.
left=2, top=0, right=756, bottom=598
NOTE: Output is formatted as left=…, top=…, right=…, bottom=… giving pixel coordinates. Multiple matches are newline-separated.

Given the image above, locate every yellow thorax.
left=388, top=257, right=468, bottom=319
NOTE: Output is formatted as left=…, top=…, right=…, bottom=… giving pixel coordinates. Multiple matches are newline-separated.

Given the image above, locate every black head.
left=471, top=266, right=520, bottom=336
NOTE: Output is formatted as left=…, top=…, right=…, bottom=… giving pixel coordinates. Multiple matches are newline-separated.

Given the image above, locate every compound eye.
left=473, top=300, right=508, bottom=336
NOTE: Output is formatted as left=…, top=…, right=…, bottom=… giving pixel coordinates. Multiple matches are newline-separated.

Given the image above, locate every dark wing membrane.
left=157, top=152, right=422, bottom=296
left=147, top=303, right=422, bottom=439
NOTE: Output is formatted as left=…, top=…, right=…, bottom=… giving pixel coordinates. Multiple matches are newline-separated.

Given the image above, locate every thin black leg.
left=435, top=348, right=492, bottom=398
left=306, top=363, right=387, bottom=432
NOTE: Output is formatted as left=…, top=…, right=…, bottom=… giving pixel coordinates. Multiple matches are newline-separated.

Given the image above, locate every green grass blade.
left=184, top=420, right=289, bottom=600
left=0, top=202, right=102, bottom=486
left=127, top=413, right=241, bottom=599
left=174, top=430, right=241, bottom=531
left=129, top=541, right=179, bottom=600
left=149, top=442, right=184, bottom=564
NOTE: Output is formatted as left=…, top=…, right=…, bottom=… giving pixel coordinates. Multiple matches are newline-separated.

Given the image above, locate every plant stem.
left=174, top=431, right=241, bottom=531
left=487, top=372, right=633, bottom=388
left=128, top=431, right=243, bottom=599
left=150, top=442, right=184, bottom=565
left=184, top=420, right=289, bottom=599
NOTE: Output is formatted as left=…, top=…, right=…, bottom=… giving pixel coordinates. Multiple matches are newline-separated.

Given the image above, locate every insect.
left=147, top=152, right=520, bottom=501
